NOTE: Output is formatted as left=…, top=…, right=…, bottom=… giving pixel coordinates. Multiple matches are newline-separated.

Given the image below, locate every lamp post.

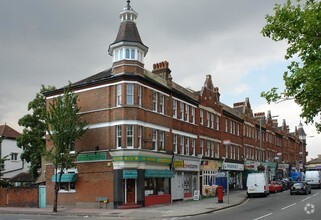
left=299, top=134, right=314, bottom=173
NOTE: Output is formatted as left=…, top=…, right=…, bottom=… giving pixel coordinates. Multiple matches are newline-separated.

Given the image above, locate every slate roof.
left=0, top=124, right=20, bottom=139
left=72, top=68, right=112, bottom=87
left=112, top=21, right=144, bottom=46
left=9, top=172, right=34, bottom=183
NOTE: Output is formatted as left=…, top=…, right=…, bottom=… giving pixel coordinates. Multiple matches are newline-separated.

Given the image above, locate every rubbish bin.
left=217, top=186, right=223, bottom=203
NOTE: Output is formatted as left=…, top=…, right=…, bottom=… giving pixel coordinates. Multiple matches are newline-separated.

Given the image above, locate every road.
left=188, top=189, right=321, bottom=220
left=0, top=189, right=320, bottom=220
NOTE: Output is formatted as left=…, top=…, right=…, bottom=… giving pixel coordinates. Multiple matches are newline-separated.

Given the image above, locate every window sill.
left=58, top=190, right=76, bottom=193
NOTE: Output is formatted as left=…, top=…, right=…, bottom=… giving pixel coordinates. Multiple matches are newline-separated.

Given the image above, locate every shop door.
left=126, top=179, right=136, bottom=204
left=171, top=174, right=184, bottom=200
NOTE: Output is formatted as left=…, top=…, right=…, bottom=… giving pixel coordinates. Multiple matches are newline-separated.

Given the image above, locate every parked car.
left=305, top=171, right=321, bottom=189
left=269, top=181, right=283, bottom=193
left=247, top=173, right=269, bottom=197
left=290, top=181, right=311, bottom=195
left=276, top=180, right=288, bottom=191
left=282, top=177, right=294, bottom=189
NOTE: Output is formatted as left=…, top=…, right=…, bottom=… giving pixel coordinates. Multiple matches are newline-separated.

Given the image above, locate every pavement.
left=0, top=190, right=247, bottom=219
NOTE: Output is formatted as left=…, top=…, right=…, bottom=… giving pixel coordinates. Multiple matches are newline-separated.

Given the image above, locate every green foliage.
left=17, top=85, right=56, bottom=179
left=261, top=0, right=321, bottom=132
left=44, top=84, right=87, bottom=212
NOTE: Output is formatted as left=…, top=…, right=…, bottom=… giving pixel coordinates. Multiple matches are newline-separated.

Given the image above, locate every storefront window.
left=144, top=178, right=170, bottom=196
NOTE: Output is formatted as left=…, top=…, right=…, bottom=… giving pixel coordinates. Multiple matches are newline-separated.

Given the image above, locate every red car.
left=269, top=181, right=283, bottom=193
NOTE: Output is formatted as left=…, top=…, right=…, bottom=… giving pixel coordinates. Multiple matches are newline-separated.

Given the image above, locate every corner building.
left=45, top=1, right=305, bottom=209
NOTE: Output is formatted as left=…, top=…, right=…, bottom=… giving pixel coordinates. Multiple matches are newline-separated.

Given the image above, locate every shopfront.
left=110, top=150, right=174, bottom=208
left=200, top=159, right=221, bottom=196
left=172, top=155, right=200, bottom=200
left=222, top=160, right=244, bottom=190
left=277, top=163, right=289, bottom=179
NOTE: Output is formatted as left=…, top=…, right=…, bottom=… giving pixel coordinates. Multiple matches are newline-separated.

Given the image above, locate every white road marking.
left=312, top=192, right=319, bottom=197
left=281, top=203, right=296, bottom=210
left=301, top=197, right=311, bottom=202
left=253, top=212, right=273, bottom=220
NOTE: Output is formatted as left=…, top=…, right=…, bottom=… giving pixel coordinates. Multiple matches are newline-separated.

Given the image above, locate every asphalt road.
left=189, top=188, right=321, bottom=220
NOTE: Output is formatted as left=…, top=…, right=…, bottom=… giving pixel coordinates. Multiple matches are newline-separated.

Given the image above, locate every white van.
left=305, top=171, right=321, bottom=189
left=246, top=173, right=269, bottom=197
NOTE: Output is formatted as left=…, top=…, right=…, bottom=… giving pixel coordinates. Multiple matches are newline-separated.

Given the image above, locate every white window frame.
left=152, top=129, right=158, bottom=151
left=185, top=105, right=189, bottom=122
left=180, top=135, right=184, bottom=155
left=211, top=113, right=214, bottom=128
left=216, top=115, right=220, bottom=130
left=153, top=91, right=158, bottom=112
left=126, top=83, right=134, bottom=105
left=126, top=125, right=133, bottom=148
left=160, top=131, right=165, bottom=150
left=185, top=137, right=190, bottom=155
left=206, top=140, right=210, bottom=157
left=117, top=84, right=122, bottom=106
left=116, top=125, right=122, bottom=149
left=200, top=139, right=204, bottom=156
left=191, top=107, right=195, bottom=124
left=138, top=126, right=142, bottom=149
left=173, top=134, right=178, bottom=154
left=192, top=138, right=196, bottom=156
left=206, top=112, right=210, bottom=127
left=173, top=100, right=177, bottom=118
left=200, top=109, right=204, bottom=125
left=138, top=85, right=142, bottom=106
left=180, top=102, right=184, bottom=120
left=160, top=94, right=164, bottom=114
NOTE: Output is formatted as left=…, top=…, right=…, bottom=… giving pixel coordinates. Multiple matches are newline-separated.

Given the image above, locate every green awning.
left=145, top=169, right=174, bottom=178
left=51, top=173, right=77, bottom=182
left=123, top=170, right=138, bottom=179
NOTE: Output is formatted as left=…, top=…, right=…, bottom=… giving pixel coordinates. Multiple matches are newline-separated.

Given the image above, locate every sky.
left=0, top=0, right=320, bottom=160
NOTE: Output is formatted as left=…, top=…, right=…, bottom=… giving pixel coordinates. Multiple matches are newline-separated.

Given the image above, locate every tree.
left=45, top=85, right=87, bottom=212
left=17, top=85, right=56, bottom=179
left=261, top=0, right=321, bottom=132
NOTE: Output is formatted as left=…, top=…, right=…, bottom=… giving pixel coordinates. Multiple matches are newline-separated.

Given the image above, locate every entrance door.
left=171, top=174, right=184, bottom=200
left=126, top=179, right=136, bottom=204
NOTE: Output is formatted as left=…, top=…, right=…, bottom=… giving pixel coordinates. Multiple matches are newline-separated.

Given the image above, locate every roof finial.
left=126, top=0, right=131, bottom=10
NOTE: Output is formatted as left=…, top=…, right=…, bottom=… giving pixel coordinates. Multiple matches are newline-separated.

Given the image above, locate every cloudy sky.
left=1, top=0, right=319, bottom=160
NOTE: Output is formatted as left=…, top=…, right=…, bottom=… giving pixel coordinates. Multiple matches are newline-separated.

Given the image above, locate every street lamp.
left=299, top=134, right=314, bottom=173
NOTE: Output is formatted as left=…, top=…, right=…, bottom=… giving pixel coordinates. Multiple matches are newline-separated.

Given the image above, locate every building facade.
left=0, top=124, right=30, bottom=180
left=45, top=1, right=307, bottom=209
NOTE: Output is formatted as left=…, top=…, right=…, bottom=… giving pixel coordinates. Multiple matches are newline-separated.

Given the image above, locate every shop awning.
left=145, top=169, right=174, bottom=178
left=123, top=170, right=138, bottom=179
left=51, top=173, right=77, bottom=182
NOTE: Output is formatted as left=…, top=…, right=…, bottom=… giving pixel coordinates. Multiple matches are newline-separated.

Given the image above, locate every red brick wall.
left=0, top=187, right=38, bottom=207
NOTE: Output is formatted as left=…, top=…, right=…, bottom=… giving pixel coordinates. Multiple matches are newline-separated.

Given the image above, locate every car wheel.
left=305, top=190, right=308, bottom=195
left=290, top=192, right=293, bottom=195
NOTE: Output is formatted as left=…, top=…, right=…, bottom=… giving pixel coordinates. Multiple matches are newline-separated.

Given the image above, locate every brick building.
left=44, top=1, right=306, bottom=209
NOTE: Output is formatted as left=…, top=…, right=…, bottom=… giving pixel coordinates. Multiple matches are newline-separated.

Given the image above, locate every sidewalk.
left=0, top=190, right=247, bottom=219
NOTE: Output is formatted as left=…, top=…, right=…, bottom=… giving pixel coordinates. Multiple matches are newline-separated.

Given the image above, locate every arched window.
left=131, top=49, right=135, bottom=59
left=125, top=48, right=130, bottom=59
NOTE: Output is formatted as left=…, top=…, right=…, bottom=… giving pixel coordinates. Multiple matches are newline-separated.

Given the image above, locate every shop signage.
left=175, top=159, right=200, bottom=171
left=244, top=161, right=260, bottom=171
left=112, top=155, right=172, bottom=164
left=201, top=160, right=220, bottom=171
left=277, top=163, right=289, bottom=170
left=223, top=162, right=244, bottom=171
left=77, top=152, right=106, bottom=162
